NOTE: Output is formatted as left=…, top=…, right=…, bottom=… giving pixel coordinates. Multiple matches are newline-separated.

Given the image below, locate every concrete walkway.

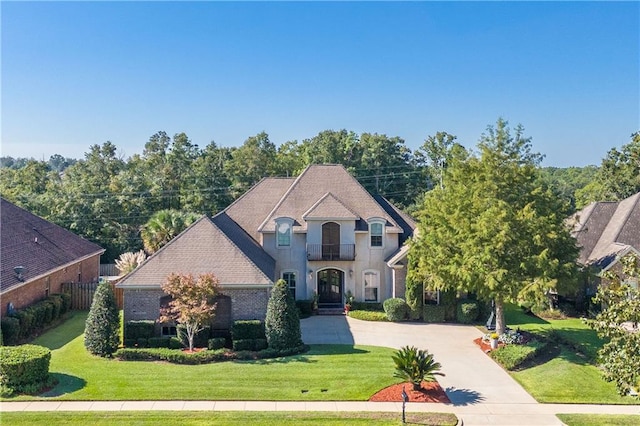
left=2, top=316, right=639, bottom=425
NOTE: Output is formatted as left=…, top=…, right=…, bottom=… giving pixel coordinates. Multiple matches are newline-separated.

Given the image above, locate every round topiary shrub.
left=265, top=279, right=303, bottom=351
left=0, top=344, right=51, bottom=394
left=383, top=298, right=409, bottom=322
left=456, top=300, right=479, bottom=324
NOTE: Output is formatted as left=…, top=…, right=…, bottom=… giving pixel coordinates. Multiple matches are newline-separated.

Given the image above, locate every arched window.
left=368, top=219, right=385, bottom=248
left=275, top=218, right=294, bottom=248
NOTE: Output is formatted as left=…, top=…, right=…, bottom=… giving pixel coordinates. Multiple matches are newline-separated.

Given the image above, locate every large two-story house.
left=117, top=164, right=415, bottom=330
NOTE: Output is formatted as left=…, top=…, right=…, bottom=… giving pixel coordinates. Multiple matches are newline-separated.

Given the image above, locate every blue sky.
left=2, top=1, right=638, bottom=167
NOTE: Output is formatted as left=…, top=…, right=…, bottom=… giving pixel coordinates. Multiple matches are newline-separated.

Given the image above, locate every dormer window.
left=369, top=222, right=383, bottom=248
left=276, top=218, right=293, bottom=248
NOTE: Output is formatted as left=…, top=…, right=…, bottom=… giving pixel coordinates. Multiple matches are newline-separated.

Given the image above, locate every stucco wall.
left=1, top=254, right=101, bottom=317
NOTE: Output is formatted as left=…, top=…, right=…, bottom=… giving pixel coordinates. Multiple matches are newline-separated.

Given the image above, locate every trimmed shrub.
left=423, top=305, right=446, bottom=323
left=265, top=279, right=303, bottom=351
left=1, top=317, right=20, bottom=346
left=231, top=320, right=265, bottom=340
left=124, top=339, right=136, bottom=348
left=52, top=293, right=72, bottom=314
left=383, top=298, right=409, bottom=322
left=255, top=338, right=268, bottom=351
left=125, top=320, right=156, bottom=340
left=439, top=289, right=457, bottom=322
left=489, top=340, right=545, bottom=370
left=47, top=295, right=63, bottom=321
left=114, top=347, right=232, bottom=364
left=84, top=281, right=120, bottom=357
left=136, top=338, right=149, bottom=348
left=348, top=310, right=388, bottom=321
left=456, top=300, right=479, bottom=324
left=295, top=300, right=314, bottom=317
left=13, top=310, right=34, bottom=339
left=350, top=302, right=384, bottom=311
left=0, top=344, right=51, bottom=393
left=232, top=339, right=255, bottom=351
left=208, top=337, right=226, bottom=350
left=405, top=274, right=423, bottom=320
left=169, top=337, right=183, bottom=350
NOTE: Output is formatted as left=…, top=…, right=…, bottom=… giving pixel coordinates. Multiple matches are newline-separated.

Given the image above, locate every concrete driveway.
left=301, top=315, right=537, bottom=406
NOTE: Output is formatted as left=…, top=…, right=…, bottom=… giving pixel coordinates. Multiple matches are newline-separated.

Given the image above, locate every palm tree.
left=140, top=209, right=199, bottom=254
left=392, top=346, right=444, bottom=390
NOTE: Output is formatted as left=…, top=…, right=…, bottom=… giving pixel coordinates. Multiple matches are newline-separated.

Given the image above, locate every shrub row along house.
left=118, top=164, right=415, bottom=334
left=0, top=197, right=104, bottom=317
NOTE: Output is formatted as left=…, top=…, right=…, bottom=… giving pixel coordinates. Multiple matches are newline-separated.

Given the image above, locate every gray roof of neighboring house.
left=572, top=191, right=640, bottom=269
left=257, top=164, right=403, bottom=234
left=117, top=215, right=275, bottom=289
left=1, top=197, right=104, bottom=293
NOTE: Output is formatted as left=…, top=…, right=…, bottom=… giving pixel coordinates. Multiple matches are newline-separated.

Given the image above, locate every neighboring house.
left=571, top=191, right=640, bottom=297
left=0, top=197, right=105, bottom=317
left=117, top=164, right=416, bottom=331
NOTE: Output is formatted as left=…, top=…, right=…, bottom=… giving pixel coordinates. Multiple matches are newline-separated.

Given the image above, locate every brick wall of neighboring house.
left=122, top=286, right=271, bottom=331
left=1, top=254, right=101, bottom=317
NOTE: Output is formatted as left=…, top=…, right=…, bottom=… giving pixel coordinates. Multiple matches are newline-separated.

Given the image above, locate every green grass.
left=4, top=311, right=399, bottom=401
left=0, top=411, right=459, bottom=426
left=557, top=414, right=640, bottom=426
left=504, top=304, right=639, bottom=405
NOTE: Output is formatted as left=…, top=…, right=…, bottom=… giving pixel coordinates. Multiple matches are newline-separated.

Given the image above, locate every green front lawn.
left=557, top=414, right=640, bottom=426
left=504, top=304, right=639, bottom=405
left=0, top=411, right=458, bottom=426
left=4, top=311, right=399, bottom=401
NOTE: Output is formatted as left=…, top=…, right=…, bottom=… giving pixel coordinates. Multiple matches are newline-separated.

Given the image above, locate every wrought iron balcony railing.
left=306, top=244, right=355, bottom=261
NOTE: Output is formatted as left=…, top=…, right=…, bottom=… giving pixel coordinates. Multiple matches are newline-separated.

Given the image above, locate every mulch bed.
left=474, top=337, right=502, bottom=353
left=369, top=381, right=450, bottom=403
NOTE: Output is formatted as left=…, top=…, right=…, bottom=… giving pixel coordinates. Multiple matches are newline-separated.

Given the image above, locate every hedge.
left=423, top=305, right=446, bottom=323
left=383, top=298, right=409, bottom=322
left=1, top=317, right=20, bottom=346
left=232, top=339, right=255, bottom=351
left=456, top=300, right=479, bottom=324
left=148, top=337, right=171, bottom=348
left=231, top=320, right=265, bottom=340
left=0, top=344, right=51, bottom=393
left=208, top=337, right=226, bottom=350
left=125, top=321, right=156, bottom=340
left=489, top=340, right=546, bottom=370
left=350, top=302, right=384, bottom=312
left=347, top=310, right=388, bottom=321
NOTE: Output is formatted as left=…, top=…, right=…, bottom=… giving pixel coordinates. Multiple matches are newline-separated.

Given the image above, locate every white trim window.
left=276, top=219, right=293, bottom=248
left=363, top=270, right=380, bottom=302
left=282, top=271, right=297, bottom=300
left=369, top=222, right=383, bottom=248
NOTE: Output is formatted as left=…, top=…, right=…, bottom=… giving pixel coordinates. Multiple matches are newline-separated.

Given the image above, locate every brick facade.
left=1, top=254, right=101, bottom=317
left=122, top=286, right=271, bottom=333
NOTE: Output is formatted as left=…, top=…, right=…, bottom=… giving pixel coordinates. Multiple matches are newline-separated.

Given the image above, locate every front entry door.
left=317, top=269, right=343, bottom=306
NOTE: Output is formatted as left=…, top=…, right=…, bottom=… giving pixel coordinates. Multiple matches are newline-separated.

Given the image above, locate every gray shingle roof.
left=257, top=164, right=402, bottom=234
left=225, top=177, right=294, bottom=241
left=572, top=191, right=640, bottom=269
left=1, top=198, right=104, bottom=293
left=117, top=215, right=275, bottom=288
left=303, top=193, right=360, bottom=221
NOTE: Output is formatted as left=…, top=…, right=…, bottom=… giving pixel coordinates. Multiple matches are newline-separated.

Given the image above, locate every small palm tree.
left=140, top=209, right=199, bottom=254
left=392, top=345, right=444, bottom=390
left=115, top=250, right=147, bottom=275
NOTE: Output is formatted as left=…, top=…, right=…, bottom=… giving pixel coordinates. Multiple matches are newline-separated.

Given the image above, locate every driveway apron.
left=301, top=315, right=537, bottom=406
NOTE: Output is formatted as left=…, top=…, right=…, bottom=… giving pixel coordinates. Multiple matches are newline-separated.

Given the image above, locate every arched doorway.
left=317, top=268, right=344, bottom=306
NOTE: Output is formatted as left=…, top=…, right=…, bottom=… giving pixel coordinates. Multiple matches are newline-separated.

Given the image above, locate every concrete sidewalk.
left=1, top=400, right=639, bottom=425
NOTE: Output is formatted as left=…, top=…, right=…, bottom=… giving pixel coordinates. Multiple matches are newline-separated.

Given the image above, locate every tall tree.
left=225, top=132, right=278, bottom=196
left=161, top=273, right=221, bottom=351
left=575, top=132, right=640, bottom=206
left=410, top=119, right=579, bottom=334
left=587, top=253, right=640, bottom=396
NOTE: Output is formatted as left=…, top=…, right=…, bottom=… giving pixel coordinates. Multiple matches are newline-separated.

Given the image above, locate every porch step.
left=317, top=308, right=346, bottom=316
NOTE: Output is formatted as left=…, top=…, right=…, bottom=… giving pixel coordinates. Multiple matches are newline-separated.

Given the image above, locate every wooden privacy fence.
left=100, top=263, right=119, bottom=277
left=62, top=281, right=124, bottom=310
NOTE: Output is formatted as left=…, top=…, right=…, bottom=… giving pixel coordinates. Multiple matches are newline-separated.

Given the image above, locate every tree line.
left=1, top=124, right=638, bottom=262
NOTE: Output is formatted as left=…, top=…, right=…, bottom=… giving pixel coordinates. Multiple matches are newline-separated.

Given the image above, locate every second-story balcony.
left=306, top=244, right=355, bottom=261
